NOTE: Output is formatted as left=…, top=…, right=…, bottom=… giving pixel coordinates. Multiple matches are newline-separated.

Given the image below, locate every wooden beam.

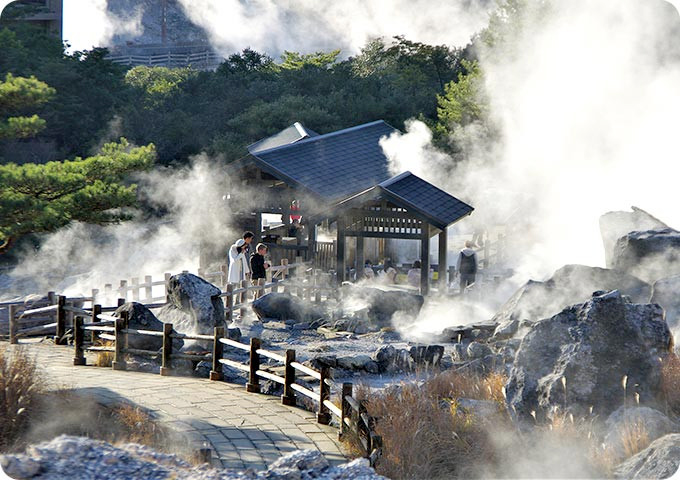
left=438, top=229, right=448, bottom=291
left=343, top=230, right=423, bottom=240
left=307, top=222, right=317, bottom=263
left=421, top=226, right=430, bottom=295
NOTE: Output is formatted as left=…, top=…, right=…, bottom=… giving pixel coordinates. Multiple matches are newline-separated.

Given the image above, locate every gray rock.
left=395, top=348, right=415, bottom=372
left=466, top=342, right=492, bottom=360
left=162, top=273, right=224, bottom=336
left=651, top=275, right=680, bottom=337
left=373, top=345, right=397, bottom=371
left=600, top=207, right=669, bottom=268
left=114, top=302, right=183, bottom=352
left=364, top=361, right=381, bottom=374
left=612, top=228, right=680, bottom=283
left=614, top=433, right=680, bottom=479
left=252, top=293, right=323, bottom=323
left=493, top=265, right=651, bottom=339
left=451, top=343, right=468, bottom=362
left=605, top=406, right=679, bottom=461
left=409, top=345, right=444, bottom=367
left=309, top=355, right=337, bottom=369
left=337, top=354, right=372, bottom=371
left=506, top=290, right=673, bottom=423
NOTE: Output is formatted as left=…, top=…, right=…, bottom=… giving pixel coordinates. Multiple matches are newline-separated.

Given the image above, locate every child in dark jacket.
left=250, top=243, right=269, bottom=283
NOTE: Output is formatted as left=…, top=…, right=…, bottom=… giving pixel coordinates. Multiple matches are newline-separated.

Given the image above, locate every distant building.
left=0, top=0, right=63, bottom=38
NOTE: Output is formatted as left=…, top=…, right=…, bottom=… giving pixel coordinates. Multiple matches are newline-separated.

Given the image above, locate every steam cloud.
left=382, top=0, right=680, bottom=282
left=5, top=156, right=235, bottom=299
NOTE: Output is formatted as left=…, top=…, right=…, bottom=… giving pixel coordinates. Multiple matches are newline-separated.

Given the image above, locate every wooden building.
left=227, top=120, right=473, bottom=294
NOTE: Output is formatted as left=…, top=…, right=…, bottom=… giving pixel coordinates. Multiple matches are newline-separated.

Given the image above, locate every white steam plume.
left=382, top=0, right=680, bottom=282
left=61, top=0, right=144, bottom=52
left=6, top=156, right=235, bottom=298
left=176, top=0, right=492, bottom=57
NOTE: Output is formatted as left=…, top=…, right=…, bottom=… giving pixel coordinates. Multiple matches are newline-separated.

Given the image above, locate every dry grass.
left=0, top=346, right=46, bottom=451
left=621, top=418, right=650, bottom=459
left=350, top=370, right=507, bottom=479
left=112, top=404, right=164, bottom=446
left=661, top=353, right=680, bottom=415
left=94, top=340, right=114, bottom=367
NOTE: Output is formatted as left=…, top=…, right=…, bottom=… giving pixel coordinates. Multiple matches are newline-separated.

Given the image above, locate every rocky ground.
left=0, top=436, right=385, bottom=480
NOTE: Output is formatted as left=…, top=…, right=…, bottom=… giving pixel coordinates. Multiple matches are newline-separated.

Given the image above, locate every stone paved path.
left=15, top=342, right=347, bottom=470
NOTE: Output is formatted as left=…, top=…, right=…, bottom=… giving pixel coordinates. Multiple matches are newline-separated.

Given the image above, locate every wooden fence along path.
left=1, top=259, right=382, bottom=466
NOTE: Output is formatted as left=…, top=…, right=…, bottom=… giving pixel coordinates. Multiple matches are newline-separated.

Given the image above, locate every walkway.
left=14, top=342, right=347, bottom=470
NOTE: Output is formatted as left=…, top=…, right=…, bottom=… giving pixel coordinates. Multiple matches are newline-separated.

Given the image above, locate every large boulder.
left=600, top=207, right=669, bottom=267
left=114, top=302, right=183, bottom=351
left=612, top=228, right=680, bottom=283
left=161, top=273, right=224, bottom=334
left=341, top=284, right=424, bottom=324
left=251, top=292, right=324, bottom=322
left=651, top=275, right=680, bottom=336
left=506, top=290, right=672, bottom=423
left=604, top=406, right=679, bottom=462
left=614, top=434, right=680, bottom=479
left=493, top=265, right=650, bottom=339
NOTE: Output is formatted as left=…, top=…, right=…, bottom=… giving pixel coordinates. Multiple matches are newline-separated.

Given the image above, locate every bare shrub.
left=0, top=346, right=46, bottom=451
left=94, top=340, right=114, bottom=367
left=661, top=353, right=680, bottom=415
left=113, top=404, right=164, bottom=446
left=621, top=418, right=650, bottom=459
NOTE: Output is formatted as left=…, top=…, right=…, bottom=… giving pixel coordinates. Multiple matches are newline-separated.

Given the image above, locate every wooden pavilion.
left=226, top=120, right=473, bottom=294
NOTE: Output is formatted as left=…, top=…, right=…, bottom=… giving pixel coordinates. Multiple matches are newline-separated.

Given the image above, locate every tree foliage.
left=0, top=72, right=54, bottom=139
left=0, top=139, right=155, bottom=252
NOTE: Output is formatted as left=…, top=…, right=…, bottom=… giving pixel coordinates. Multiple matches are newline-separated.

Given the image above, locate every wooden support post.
left=438, top=229, right=448, bottom=292
left=356, top=235, right=365, bottom=281
left=483, top=238, right=490, bottom=269
left=91, top=289, right=99, bottom=306
left=317, top=366, right=331, bottom=425
left=307, top=222, right=317, bottom=264
left=256, top=277, right=265, bottom=299
left=164, top=273, right=172, bottom=303
left=239, top=279, right=247, bottom=318
left=73, top=316, right=86, bottom=365
left=131, top=277, right=139, bottom=301
left=225, top=283, right=234, bottom=324
left=47, top=291, right=56, bottom=304
left=54, top=295, right=66, bottom=345
left=282, top=349, right=296, bottom=406
left=112, top=312, right=128, bottom=371
left=160, top=323, right=173, bottom=376
left=336, top=218, right=346, bottom=283
left=9, top=304, right=18, bottom=344
left=104, top=284, right=112, bottom=298
left=338, top=382, right=353, bottom=440
left=420, top=226, right=430, bottom=296
left=91, top=304, right=101, bottom=343
left=144, top=275, right=152, bottom=302
left=195, top=448, right=212, bottom=465
left=117, top=298, right=125, bottom=307
left=282, top=258, right=289, bottom=279
left=210, top=326, right=224, bottom=381
left=246, top=337, right=261, bottom=393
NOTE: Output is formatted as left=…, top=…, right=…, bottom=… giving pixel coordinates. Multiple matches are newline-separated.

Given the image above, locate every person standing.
left=456, top=240, right=478, bottom=293
left=250, top=243, right=270, bottom=298
left=228, top=239, right=250, bottom=284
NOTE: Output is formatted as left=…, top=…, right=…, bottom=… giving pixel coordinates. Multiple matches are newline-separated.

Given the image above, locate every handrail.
left=20, top=305, right=58, bottom=317
left=219, top=337, right=250, bottom=351
left=291, top=383, right=320, bottom=403
left=256, top=348, right=285, bottom=363
left=291, top=361, right=322, bottom=380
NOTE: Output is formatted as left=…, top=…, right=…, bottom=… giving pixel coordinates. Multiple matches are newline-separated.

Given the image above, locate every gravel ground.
left=1, top=436, right=387, bottom=480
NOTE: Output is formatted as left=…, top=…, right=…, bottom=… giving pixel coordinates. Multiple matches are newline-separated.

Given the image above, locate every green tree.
left=279, top=50, right=341, bottom=70
left=0, top=139, right=155, bottom=253
left=436, top=60, right=487, bottom=130
left=0, top=72, right=55, bottom=139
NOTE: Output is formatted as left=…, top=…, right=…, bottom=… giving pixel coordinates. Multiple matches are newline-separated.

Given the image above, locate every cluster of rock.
left=0, top=436, right=385, bottom=480
left=310, top=344, right=445, bottom=374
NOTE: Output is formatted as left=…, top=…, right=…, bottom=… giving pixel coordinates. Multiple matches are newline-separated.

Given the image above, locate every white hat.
left=235, top=239, right=246, bottom=247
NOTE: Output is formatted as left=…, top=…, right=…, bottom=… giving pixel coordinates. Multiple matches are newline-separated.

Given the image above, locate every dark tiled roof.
left=251, top=120, right=396, bottom=201
left=247, top=122, right=318, bottom=154
left=379, top=172, right=473, bottom=229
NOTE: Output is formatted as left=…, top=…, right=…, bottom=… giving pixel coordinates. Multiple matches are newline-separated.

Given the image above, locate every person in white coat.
left=228, top=239, right=250, bottom=284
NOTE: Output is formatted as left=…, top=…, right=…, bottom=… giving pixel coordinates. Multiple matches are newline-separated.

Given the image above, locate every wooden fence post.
left=317, top=366, right=331, bottom=425
left=91, top=289, right=99, bottom=306
left=131, top=278, right=139, bottom=301
left=112, top=314, right=127, bottom=371
left=246, top=337, right=261, bottom=393
left=338, top=382, right=353, bottom=440
left=256, top=277, right=265, bottom=299
left=54, top=295, right=66, bottom=345
left=144, top=275, right=152, bottom=302
left=91, top=304, right=102, bottom=343
left=160, top=323, right=173, bottom=376
left=117, top=298, right=125, bottom=307
left=225, top=283, right=234, bottom=324
left=210, top=326, right=224, bottom=381
left=164, top=273, right=172, bottom=303
left=9, top=304, right=18, bottom=344
left=47, top=291, right=56, bottom=305
left=239, top=279, right=247, bottom=318
left=73, top=316, right=85, bottom=366
left=282, top=349, right=296, bottom=406
left=119, top=280, right=127, bottom=301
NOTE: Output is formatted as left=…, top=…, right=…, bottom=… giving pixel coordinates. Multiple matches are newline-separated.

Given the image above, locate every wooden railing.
left=3, top=264, right=381, bottom=465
